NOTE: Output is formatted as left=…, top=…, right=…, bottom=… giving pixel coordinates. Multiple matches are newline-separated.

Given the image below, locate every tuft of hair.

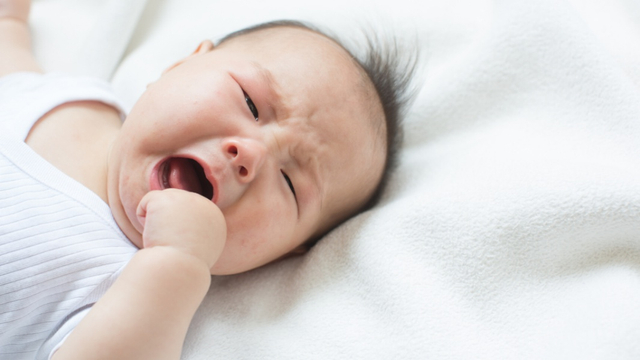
left=217, top=20, right=420, bottom=244
left=352, top=30, right=420, bottom=212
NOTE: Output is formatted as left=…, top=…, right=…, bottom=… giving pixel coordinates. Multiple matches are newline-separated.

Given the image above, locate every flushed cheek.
left=118, top=171, right=144, bottom=232
left=213, top=204, right=293, bottom=274
left=106, top=147, right=145, bottom=249
left=115, top=147, right=157, bottom=231
left=224, top=206, right=272, bottom=251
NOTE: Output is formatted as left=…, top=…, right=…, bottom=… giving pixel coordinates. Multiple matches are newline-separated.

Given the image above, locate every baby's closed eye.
left=243, top=91, right=259, bottom=121
left=281, top=170, right=296, bottom=197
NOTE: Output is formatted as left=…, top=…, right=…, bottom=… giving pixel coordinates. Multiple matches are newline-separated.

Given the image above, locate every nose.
left=222, top=138, right=266, bottom=183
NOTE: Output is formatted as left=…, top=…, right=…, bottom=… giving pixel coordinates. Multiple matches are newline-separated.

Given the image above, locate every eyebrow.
left=308, top=155, right=324, bottom=212
left=295, top=142, right=325, bottom=217
left=250, top=61, right=286, bottom=118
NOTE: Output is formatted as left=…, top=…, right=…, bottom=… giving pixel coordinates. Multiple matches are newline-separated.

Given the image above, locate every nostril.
left=239, top=166, right=248, bottom=177
left=228, top=145, right=238, bottom=156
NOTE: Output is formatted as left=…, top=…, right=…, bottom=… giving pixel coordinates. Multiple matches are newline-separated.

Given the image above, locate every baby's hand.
left=0, top=0, right=31, bottom=23
left=136, top=189, right=226, bottom=269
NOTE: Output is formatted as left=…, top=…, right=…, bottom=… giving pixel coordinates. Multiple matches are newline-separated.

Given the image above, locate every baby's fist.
left=136, top=189, right=226, bottom=269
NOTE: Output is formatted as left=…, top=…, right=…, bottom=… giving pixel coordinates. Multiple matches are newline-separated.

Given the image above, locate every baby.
left=0, top=0, right=411, bottom=359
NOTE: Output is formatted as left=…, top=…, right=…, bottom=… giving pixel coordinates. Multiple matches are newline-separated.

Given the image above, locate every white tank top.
left=0, top=72, right=137, bottom=359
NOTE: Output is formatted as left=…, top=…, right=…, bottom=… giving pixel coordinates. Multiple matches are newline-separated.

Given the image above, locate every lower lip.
left=149, top=158, right=168, bottom=192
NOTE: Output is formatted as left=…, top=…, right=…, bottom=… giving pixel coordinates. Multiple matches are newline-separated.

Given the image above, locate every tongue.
left=166, top=158, right=203, bottom=195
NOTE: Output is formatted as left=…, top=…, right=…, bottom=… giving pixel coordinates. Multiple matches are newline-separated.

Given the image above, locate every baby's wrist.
left=137, top=245, right=212, bottom=279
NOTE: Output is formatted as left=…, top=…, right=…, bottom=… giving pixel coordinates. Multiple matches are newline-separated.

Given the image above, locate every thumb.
left=136, top=193, right=152, bottom=228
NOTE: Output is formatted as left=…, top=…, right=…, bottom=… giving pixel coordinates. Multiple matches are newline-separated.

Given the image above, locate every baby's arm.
left=53, top=190, right=226, bottom=360
left=0, top=0, right=41, bottom=76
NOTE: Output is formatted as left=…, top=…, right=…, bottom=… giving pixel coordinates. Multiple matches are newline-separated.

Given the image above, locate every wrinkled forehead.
left=217, top=26, right=356, bottom=66
left=308, top=102, right=387, bottom=231
left=217, top=26, right=373, bottom=100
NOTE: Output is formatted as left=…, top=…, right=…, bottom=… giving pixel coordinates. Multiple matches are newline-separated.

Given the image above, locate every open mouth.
left=160, top=157, right=214, bottom=200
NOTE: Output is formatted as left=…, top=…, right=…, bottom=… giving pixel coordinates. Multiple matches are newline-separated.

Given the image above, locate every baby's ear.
left=162, top=40, right=214, bottom=75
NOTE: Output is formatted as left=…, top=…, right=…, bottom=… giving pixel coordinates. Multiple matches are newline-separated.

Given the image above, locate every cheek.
left=106, top=143, right=146, bottom=248
left=213, top=197, right=295, bottom=274
left=223, top=203, right=282, bottom=253
left=116, top=162, right=145, bottom=231
left=110, top=137, right=155, bottom=233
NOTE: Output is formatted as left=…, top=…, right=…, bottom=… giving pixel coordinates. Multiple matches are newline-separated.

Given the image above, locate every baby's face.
left=108, top=27, right=385, bottom=275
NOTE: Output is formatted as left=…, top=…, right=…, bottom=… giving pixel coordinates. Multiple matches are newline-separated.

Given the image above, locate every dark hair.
left=352, top=29, right=418, bottom=212
left=218, top=20, right=418, bottom=245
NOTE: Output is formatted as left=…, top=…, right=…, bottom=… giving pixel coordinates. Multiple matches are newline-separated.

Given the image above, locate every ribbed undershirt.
left=0, top=72, right=137, bottom=359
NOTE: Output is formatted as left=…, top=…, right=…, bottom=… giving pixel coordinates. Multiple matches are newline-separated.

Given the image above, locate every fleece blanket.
left=29, top=0, right=640, bottom=358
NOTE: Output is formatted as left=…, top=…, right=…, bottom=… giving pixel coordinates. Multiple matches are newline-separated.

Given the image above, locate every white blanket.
left=30, top=0, right=640, bottom=358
